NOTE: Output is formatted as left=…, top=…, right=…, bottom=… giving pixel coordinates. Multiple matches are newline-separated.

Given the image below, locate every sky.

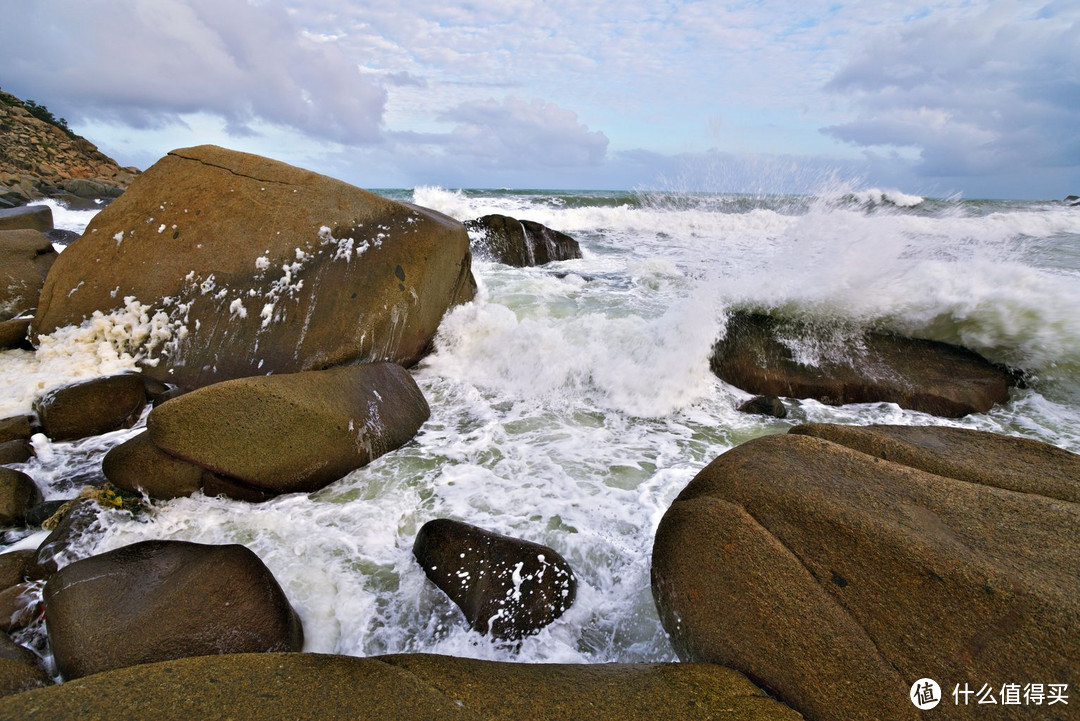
left=2, top=0, right=1078, bottom=199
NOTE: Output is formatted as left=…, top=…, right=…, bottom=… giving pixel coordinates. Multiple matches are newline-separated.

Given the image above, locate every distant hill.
left=0, top=88, right=138, bottom=208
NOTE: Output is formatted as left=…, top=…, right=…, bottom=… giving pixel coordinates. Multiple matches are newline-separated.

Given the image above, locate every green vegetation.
left=0, top=87, right=77, bottom=139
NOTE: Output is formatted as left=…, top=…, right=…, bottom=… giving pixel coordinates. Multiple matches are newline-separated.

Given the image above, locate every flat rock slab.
left=0, top=652, right=802, bottom=720
left=145, top=362, right=430, bottom=494
left=44, top=540, right=303, bottom=680
left=33, top=144, right=476, bottom=389
left=711, top=311, right=1013, bottom=417
left=652, top=430, right=1080, bottom=721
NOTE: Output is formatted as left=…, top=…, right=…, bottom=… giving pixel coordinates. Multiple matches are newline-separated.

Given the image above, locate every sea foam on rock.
left=0, top=229, right=57, bottom=322
left=413, top=519, right=577, bottom=641
left=651, top=425, right=1080, bottom=721
left=105, top=363, right=430, bottom=499
left=32, top=145, right=477, bottom=390
left=711, top=310, right=1013, bottom=418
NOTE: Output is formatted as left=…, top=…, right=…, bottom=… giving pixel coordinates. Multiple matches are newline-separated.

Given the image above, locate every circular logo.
left=910, top=678, right=942, bottom=710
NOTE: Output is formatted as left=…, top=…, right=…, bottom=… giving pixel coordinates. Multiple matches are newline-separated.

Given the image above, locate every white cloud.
left=822, top=1, right=1080, bottom=178
left=0, top=0, right=386, bottom=143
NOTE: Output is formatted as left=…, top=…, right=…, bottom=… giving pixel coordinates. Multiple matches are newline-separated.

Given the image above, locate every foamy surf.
left=5, top=185, right=1080, bottom=669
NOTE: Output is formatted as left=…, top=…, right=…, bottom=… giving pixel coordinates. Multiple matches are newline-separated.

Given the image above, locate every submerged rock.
left=0, top=652, right=802, bottom=719
left=711, top=310, right=1013, bottom=417
left=43, top=539, right=303, bottom=680
left=466, top=214, right=582, bottom=267
left=32, top=145, right=476, bottom=390
left=652, top=428, right=1080, bottom=721
left=413, top=519, right=576, bottom=641
left=736, top=394, right=787, bottom=418
left=33, top=373, right=147, bottom=442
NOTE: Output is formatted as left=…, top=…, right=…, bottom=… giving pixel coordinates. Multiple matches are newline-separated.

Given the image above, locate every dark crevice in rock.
left=167, top=150, right=293, bottom=186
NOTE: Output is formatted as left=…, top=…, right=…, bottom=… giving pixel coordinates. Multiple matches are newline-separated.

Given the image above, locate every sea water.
left=4, top=187, right=1080, bottom=667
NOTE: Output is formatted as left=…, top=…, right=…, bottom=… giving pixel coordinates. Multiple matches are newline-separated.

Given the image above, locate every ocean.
left=4, top=186, right=1080, bottom=668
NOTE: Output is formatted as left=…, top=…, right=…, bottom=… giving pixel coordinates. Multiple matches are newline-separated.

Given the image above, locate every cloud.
left=822, top=1, right=1080, bottom=178
left=0, top=0, right=386, bottom=143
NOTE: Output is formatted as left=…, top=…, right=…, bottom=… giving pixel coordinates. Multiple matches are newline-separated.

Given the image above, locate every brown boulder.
left=43, top=539, right=303, bottom=680
left=0, top=652, right=801, bottom=720
left=0, top=415, right=33, bottom=444
left=0, top=439, right=32, bottom=464
left=0, top=317, right=32, bottom=349
left=33, top=145, right=476, bottom=389
left=414, top=519, right=576, bottom=641
left=25, top=499, right=101, bottom=581
left=466, top=214, right=582, bottom=267
left=33, top=373, right=147, bottom=441
left=0, top=582, right=40, bottom=633
left=652, top=431, right=1080, bottom=720
left=0, top=229, right=57, bottom=322
left=711, top=311, right=1013, bottom=417
left=0, top=549, right=34, bottom=589
left=0, top=468, right=43, bottom=526
left=0, top=658, right=51, bottom=698
left=0, top=205, right=52, bottom=232
left=144, top=363, right=429, bottom=495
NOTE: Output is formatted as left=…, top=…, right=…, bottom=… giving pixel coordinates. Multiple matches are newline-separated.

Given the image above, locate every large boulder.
left=465, top=214, right=582, bottom=267
left=711, top=311, right=1013, bottom=418
left=652, top=429, right=1080, bottom=721
left=122, top=363, right=431, bottom=496
left=33, top=145, right=476, bottom=390
left=0, top=229, right=57, bottom=321
left=414, top=519, right=576, bottom=640
left=43, top=539, right=303, bottom=680
left=33, top=373, right=147, bottom=441
left=0, top=652, right=801, bottom=720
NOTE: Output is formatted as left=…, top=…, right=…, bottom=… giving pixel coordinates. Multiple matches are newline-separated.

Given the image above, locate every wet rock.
left=103, top=431, right=203, bottom=499
left=0, top=439, right=32, bottom=464
left=145, top=363, right=430, bottom=495
left=466, top=214, right=582, bottom=267
left=414, top=519, right=576, bottom=640
left=43, top=539, right=304, bottom=680
left=0, top=317, right=32, bottom=350
left=24, top=500, right=68, bottom=528
left=0, top=468, right=43, bottom=526
left=33, top=145, right=476, bottom=390
left=652, top=431, right=1080, bottom=721
left=0, top=415, right=32, bottom=445
left=0, top=205, right=52, bottom=232
left=0, top=652, right=801, bottom=720
left=43, top=228, right=80, bottom=246
left=25, top=499, right=100, bottom=581
left=0, top=630, right=44, bottom=670
left=0, top=229, right=57, bottom=322
left=0, top=549, right=34, bottom=589
left=737, top=394, right=787, bottom=418
left=33, top=372, right=147, bottom=441
left=711, top=310, right=1013, bottom=418
left=0, top=582, right=40, bottom=632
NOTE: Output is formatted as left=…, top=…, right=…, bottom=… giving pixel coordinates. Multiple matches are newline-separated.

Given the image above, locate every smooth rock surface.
left=652, top=431, right=1080, bottom=721
left=33, top=373, right=146, bottom=442
left=145, top=363, right=430, bottom=494
left=33, top=145, right=476, bottom=389
left=0, top=468, right=43, bottom=526
left=414, top=519, right=576, bottom=640
left=0, top=652, right=802, bottom=720
left=711, top=311, right=1013, bottom=417
left=0, top=205, right=52, bottom=233
left=44, top=540, right=303, bottom=680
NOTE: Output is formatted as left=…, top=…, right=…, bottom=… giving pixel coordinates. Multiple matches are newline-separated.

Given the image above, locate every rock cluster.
left=0, top=89, right=138, bottom=207
left=652, top=423, right=1080, bottom=721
